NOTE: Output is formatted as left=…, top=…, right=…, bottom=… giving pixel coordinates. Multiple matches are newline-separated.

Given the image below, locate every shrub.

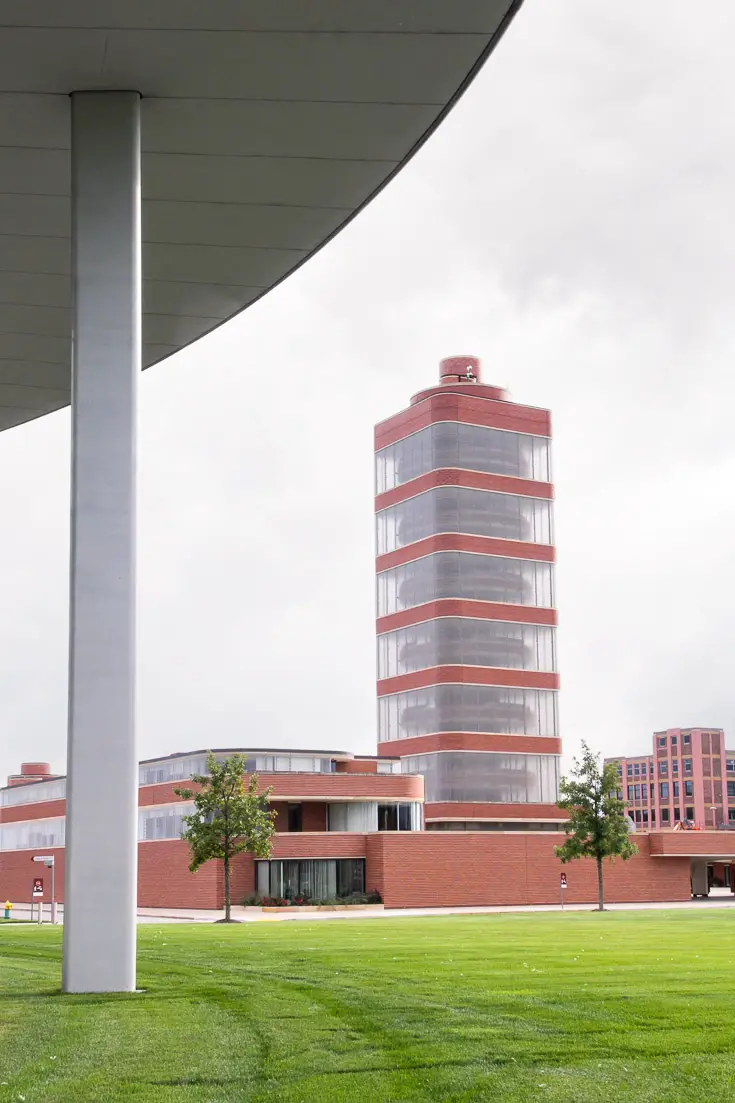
left=367, top=889, right=382, bottom=904
left=242, top=892, right=264, bottom=906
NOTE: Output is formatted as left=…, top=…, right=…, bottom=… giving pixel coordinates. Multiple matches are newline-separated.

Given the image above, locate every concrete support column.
left=62, top=92, right=141, bottom=994
left=690, top=860, right=709, bottom=898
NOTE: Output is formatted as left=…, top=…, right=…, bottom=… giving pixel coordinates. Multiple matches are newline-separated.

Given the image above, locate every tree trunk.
left=224, top=851, right=231, bottom=922
left=596, top=856, right=604, bottom=912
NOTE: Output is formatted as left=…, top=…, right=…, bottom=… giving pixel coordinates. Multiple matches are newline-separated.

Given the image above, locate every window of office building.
left=659, top=762, right=668, bottom=776
left=660, top=783, right=669, bottom=799
left=402, top=752, right=559, bottom=804
left=376, top=552, right=554, bottom=617
left=673, top=782, right=679, bottom=798
left=287, top=803, right=303, bottom=832
left=379, top=684, right=558, bottom=741
left=0, top=777, right=66, bottom=808
left=661, top=808, right=670, bottom=823
left=627, top=786, right=633, bottom=801
left=326, top=802, right=422, bottom=832
left=375, top=422, right=551, bottom=494
left=376, top=487, right=553, bottom=555
left=683, top=759, right=693, bottom=774
left=138, top=802, right=194, bottom=841
left=684, top=780, right=694, bottom=797
left=682, top=734, right=691, bottom=745
left=377, top=618, right=557, bottom=678
left=727, top=781, right=735, bottom=799
left=0, top=816, right=65, bottom=851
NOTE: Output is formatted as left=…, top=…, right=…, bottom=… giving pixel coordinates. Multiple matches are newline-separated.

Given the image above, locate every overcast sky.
left=2, top=0, right=734, bottom=784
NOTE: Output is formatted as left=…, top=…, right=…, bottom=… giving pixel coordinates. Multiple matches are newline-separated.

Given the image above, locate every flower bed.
left=244, top=891, right=383, bottom=912
left=260, top=903, right=384, bottom=913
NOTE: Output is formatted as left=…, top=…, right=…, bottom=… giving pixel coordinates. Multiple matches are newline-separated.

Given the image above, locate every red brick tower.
left=375, top=356, right=562, bottom=831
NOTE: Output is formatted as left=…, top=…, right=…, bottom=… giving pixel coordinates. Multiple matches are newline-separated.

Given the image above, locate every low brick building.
left=0, top=751, right=718, bottom=910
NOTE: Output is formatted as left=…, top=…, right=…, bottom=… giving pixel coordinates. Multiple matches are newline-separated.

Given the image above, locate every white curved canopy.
left=0, top=0, right=523, bottom=431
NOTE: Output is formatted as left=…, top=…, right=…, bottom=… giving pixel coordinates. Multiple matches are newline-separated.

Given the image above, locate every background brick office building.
left=606, top=728, right=735, bottom=832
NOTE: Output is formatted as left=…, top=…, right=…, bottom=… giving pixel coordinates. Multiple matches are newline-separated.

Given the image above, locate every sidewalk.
left=6, top=889, right=735, bottom=926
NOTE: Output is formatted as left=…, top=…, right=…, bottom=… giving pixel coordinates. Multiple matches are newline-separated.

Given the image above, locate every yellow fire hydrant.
left=4, top=901, right=12, bottom=919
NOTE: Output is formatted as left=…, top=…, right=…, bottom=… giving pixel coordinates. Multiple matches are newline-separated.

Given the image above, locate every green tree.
left=555, top=742, right=637, bottom=911
left=174, top=752, right=276, bottom=922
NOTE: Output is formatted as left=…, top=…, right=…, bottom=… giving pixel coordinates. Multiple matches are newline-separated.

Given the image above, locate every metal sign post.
left=32, top=855, right=56, bottom=924
left=560, top=871, right=567, bottom=909
left=32, top=877, right=43, bottom=924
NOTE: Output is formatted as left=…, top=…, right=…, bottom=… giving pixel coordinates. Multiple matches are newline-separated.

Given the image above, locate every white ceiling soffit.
left=0, top=0, right=524, bottom=432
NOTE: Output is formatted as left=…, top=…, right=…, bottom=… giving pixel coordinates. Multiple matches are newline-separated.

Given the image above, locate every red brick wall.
left=649, top=831, right=735, bottom=857
left=0, top=798, right=66, bottom=823
left=378, top=666, right=559, bottom=696
left=425, top=802, right=565, bottom=822
left=365, top=833, right=691, bottom=908
left=0, top=841, right=224, bottom=909
left=380, top=733, right=562, bottom=757
left=377, top=601, right=557, bottom=634
left=0, top=845, right=66, bottom=904
left=138, top=841, right=222, bottom=908
left=135, top=771, right=422, bottom=807
left=271, top=833, right=367, bottom=859
left=375, top=469, right=553, bottom=511
left=0, top=833, right=692, bottom=912
left=374, top=393, right=551, bottom=449
left=338, top=760, right=378, bottom=774
left=376, top=533, right=555, bottom=574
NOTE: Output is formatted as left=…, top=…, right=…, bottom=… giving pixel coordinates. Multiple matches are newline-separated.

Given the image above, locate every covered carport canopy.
left=0, top=0, right=525, bottom=994
left=0, top=0, right=523, bottom=431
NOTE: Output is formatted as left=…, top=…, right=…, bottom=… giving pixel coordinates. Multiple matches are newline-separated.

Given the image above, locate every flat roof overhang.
left=648, top=831, right=735, bottom=860
left=0, top=0, right=524, bottom=432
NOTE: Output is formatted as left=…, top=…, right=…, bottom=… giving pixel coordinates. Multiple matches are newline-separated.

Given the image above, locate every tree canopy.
left=175, top=752, right=276, bottom=921
left=555, top=742, right=637, bottom=910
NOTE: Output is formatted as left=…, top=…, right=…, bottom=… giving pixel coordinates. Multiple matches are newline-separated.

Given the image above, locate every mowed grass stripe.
left=1, top=911, right=734, bottom=1101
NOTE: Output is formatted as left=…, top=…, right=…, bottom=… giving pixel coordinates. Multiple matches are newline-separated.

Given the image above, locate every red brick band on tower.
left=375, top=357, right=561, bottom=829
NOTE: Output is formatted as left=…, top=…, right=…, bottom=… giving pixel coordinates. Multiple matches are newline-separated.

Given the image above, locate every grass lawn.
left=2, top=911, right=735, bottom=1101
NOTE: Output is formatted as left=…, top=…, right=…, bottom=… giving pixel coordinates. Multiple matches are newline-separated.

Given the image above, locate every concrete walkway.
left=6, top=889, right=735, bottom=926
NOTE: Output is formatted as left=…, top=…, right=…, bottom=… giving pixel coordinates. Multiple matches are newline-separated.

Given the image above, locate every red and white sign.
left=32, top=877, right=43, bottom=898
left=560, top=873, right=567, bottom=889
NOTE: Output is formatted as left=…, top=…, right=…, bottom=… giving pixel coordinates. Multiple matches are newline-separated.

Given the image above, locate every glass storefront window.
left=377, top=618, right=556, bottom=678
left=376, top=486, right=553, bottom=555
left=256, top=858, right=366, bottom=900
left=377, top=551, right=553, bottom=616
left=375, top=422, right=551, bottom=493
left=378, top=684, right=558, bottom=741
left=402, top=751, right=560, bottom=804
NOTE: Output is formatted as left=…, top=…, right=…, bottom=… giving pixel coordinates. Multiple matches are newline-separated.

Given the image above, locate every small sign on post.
left=32, top=877, right=43, bottom=925
left=560, top=871, right=567, bottom=909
